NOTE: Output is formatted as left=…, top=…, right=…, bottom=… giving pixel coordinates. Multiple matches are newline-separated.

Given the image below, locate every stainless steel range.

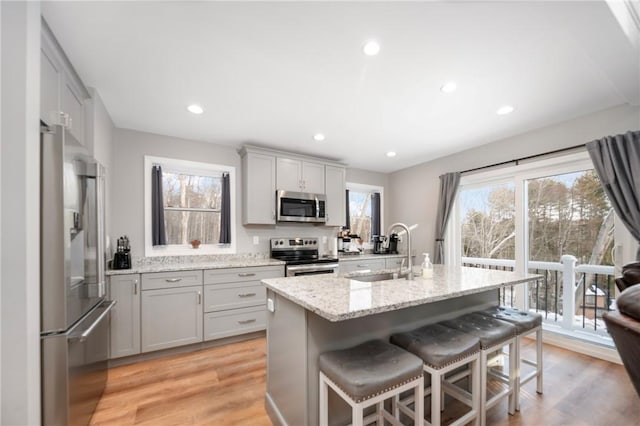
left=270, top=237, right=339, bottom=277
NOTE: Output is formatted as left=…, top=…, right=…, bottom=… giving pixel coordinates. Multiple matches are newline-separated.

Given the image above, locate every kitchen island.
left=262, top=265, right=540, bottom=426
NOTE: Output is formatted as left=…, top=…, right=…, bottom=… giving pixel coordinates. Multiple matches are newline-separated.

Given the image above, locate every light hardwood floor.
left=91, top=337, right=639, bottom=425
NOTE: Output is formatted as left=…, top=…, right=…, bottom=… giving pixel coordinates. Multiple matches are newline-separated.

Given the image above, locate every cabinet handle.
left=238, top=272, right=256, bottom=277
left=197, top=291, right=202, bottom=305
left=238, top=293, right=256, bottom=298
left=59, top=111, right=70, bottom=128
left=165, top=278, right=182, bottom=283
left=133, top=279, right=138, bottom=295
left=238, top=318, right=256, bottom=325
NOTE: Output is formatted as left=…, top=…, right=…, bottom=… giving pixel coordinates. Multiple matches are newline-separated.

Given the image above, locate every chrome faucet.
left=387, top=222, right=413, bottom=280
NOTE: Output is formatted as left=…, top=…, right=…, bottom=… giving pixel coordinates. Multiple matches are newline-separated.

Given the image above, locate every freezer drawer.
left=42, top=300, right=114, bottom=426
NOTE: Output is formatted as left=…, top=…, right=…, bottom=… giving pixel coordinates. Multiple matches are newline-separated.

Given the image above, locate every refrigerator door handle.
left=69, top=300, right=116, bottom=343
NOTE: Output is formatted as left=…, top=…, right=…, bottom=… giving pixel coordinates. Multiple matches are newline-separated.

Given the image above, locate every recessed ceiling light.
left=187, top=104, right=204, bottom=114
left=363, top=41, right=380, bottom=56
left=440, top=82, right=457, bottom=93
left=313, top=133, right=326, bottom=142
left=496, top=105, right=514, bottom=115
left=386, top=151, right=396, bottom=158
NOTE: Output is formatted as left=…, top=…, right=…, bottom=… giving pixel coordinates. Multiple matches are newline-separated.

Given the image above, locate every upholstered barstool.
left=390, top=323, right=481, bottom=426
left=482, top=306, right=543, bottom=410
left=319, top=340, right=424, bottom=426
left=441, top=313, right=517, bottom=426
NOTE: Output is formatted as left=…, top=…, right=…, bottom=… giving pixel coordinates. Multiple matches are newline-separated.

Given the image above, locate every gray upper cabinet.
left=109, top=274, right=141, bottom=359
left=240, top=149, right=276, bottom=225
left=41, top=19, right=90, bottom=146
left=40, top=50, right=60, bottom=126
left=324, top=165, right=346, bottom=227
left=276, top=158, right=325, bottom=194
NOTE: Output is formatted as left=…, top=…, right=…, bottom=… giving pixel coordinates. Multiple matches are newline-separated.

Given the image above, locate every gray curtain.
left=433, top=172, right=461, bottom=264
left=371, top=192, right=381, bottom=239
left=219, top=173, right=231, bottom=244
left=345, top=189, right=350, bottom=230
left=587, top=131, right=640, bottom=260
left=151, top=165, right=167, bottom=246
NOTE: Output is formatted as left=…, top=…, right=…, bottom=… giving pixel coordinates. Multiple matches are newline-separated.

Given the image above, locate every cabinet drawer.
left=204, top=306, right=266, bottom=341
left=385, top=257, right=406, bottom=269
left=340, top=258, right=386, bottom=274
left=204, top=265, right=283, bottom=285
left=141, top=270, right=203, bottom=290
left=204, top=282, right=266, bottom=312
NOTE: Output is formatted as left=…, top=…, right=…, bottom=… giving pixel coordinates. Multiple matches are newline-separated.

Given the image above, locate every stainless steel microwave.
left=276, top=190, right=326, bottom=223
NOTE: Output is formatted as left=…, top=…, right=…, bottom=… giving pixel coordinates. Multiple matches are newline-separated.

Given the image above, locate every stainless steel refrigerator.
left=40, top=124, right=115, bottom=426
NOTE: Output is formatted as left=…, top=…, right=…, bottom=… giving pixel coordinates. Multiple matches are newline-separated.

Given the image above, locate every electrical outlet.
left=253, top=236, right=259, bottom=245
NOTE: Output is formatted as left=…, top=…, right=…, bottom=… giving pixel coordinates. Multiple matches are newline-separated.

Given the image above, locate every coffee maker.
left=372, top=235, right=388, bottom=254
left=387, top=233, right=399, bottom=254
left=112, top=235, right=131, bottom=269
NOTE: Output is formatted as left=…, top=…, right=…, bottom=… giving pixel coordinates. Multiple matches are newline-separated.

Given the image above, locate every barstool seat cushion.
left=482, top=306, right=542, bottom=334
left=391, top=323, right=481, bottom=368
left=319, top=340, right=423, bottom=402
left=441, top=313, right=516, bottom=349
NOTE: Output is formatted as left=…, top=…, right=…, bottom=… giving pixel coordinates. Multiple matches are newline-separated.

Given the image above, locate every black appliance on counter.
left=112, top=235, right=131, bottom=270
left=372, top=235, right=388, bottom=254
left=271, top=237, right=339, bottom=276
left=387, top=233, right=399, bottom=254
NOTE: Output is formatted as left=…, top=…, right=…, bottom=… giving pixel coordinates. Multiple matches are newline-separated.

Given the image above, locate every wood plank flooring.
left=91, top=337, right=639, bottom=425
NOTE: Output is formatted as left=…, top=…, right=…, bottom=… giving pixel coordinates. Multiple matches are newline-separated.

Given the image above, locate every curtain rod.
left=460, top=143, right=587, bottom=175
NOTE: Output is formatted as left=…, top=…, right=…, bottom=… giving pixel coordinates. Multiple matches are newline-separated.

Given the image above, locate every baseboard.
left=265, top=392, right=288, bottom=426
left=108, top=330, right=266, bottom=368
left=526, top=329, right=622, bottom=365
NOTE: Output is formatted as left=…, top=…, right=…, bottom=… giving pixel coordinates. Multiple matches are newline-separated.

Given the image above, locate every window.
left=346, top=183, right=383, bottom=244
left=460, top=181, right=515, bottom=260
left=145, top=156, right=235, bottom=256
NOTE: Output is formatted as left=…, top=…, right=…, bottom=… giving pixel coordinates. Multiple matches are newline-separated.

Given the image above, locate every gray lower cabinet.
left=385, top=257, right=406, bottom=269
left=141, top=284, right=203, bottom=353
left=339, top=258, right=386, bottom=274
left=108, top=274, right=141, bottom=358
left=204, top=306, right=267, bottom=340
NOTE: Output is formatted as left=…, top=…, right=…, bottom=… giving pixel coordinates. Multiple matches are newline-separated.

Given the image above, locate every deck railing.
left=461, top=256, right=616, bottom=338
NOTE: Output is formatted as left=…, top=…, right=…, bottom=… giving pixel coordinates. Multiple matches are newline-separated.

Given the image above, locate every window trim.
left=144, top=155, right=236, bottom=257
left=346, top=182, right=384, bottom=247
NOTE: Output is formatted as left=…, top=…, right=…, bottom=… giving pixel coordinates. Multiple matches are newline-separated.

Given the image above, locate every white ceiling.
left=42, top=1, right=639, bottom=173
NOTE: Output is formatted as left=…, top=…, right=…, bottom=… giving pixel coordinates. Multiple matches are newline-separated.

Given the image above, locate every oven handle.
left=286, top=263, right=339, bottom=273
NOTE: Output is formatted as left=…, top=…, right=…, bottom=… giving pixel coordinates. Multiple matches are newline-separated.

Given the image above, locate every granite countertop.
left=106, top=257, right=285, bottom=275
left=262, top=265, right=541, bottom=322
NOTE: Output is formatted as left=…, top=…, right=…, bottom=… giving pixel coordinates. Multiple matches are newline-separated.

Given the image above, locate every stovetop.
left=270, top=237, right=339, bottom=265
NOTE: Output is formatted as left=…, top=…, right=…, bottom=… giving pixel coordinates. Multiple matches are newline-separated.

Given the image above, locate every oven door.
left=286, top=263, right=339, bottom=277
left=277, top=190, right=326, bottom=223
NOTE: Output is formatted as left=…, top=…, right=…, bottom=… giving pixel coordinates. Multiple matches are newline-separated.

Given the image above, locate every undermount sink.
left=349, top=272, right=397, bottom=282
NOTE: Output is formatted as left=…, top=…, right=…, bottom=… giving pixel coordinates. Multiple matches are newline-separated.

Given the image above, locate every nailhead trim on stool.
left=319, top=340, right=424, bottom=426
left=482, top=306, right=543, bottom=410
left=441, top=313, right=517, bottom=426
left=391, top=323, right=482, bottom=426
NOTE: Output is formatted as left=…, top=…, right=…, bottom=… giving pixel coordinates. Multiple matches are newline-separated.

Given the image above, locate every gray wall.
left=110, top=128, right=347, bottom=258
left=387, top=104, right=640, bottom=259
left=0, top=2, right=41, bottom=423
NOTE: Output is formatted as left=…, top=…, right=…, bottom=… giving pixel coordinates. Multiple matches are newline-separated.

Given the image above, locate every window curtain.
left=151, top=165, right=167, bottom=246
left=219, top=173, right=231, bottom=244
left=371, top=192, right=381, bottom=239
left=433, top=172, right=461, bottom=264
left=345, top=189, right=351, bottom=230
left=587, top=131, right=640, bottom=260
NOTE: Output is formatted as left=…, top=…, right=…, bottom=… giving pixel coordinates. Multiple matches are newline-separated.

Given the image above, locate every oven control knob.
left=312, top=239, right=317, bottom=245
left=279, top=240, right=284, bottom=246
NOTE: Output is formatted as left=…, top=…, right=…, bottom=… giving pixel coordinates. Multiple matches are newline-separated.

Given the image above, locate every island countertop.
left=262, top=265, right=541, bottom=322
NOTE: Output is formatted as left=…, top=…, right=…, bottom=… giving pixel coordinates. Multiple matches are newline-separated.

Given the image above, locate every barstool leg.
left=508, top=340, right=516, bottom=415
left=479, top=350, right=487, bottom=426
left=376, top=401, right=384, bottom=424
left=319, top=374, right=329, bottom=426
left=431, top=370, right=441, bottom=426
left=536, top=327, right=543, bottom=394
left=415, top=376, right=424, bottom=426
left=392, top=394, right=400, bottom=421
left=515, top=335, right=521, bottom=412
left=472, top=355, right=481, bottom=426
left=352, top=405, right=364, bottom=426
